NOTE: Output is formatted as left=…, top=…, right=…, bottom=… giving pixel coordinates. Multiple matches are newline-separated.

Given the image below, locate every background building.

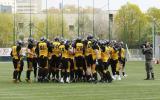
left=0, top=5, right=12, bottom=13
left=0, top=0, right=14, bottom=13
left=16, top=0, right=42, bottom=13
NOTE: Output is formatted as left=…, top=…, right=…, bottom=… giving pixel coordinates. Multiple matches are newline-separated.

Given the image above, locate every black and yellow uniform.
left=92, top=43, right=102, bottom=82
left=36, top=41, right=49, bottom=82
left=84, top=41, right=93, bottom=81
left=101, top=46, right=110, bottom=69
left=74, top=42, right=86, bottom=80
left=37, top=41, right=48, bottom=67
left=49, top=41, right=61, bottom=81
left=51, top=41, right=61, bottom=69
left=10, top=45, right=24, bottom=82
left=85, top=41, right=93, bottom=67
left=75, top=43, right=85, bottom=69
left=119, top=47, right=126, bottom=66
left=59, top=44, right=70, bottom=82
left=68, top=45, right=75, bottom=81
left=101, top=46, right=112, bottom=83
left=26, top=43, right=37, bottom=82
left=110, top=47, right=119, bottom=76
left=119, top=47, right=126, bottom=76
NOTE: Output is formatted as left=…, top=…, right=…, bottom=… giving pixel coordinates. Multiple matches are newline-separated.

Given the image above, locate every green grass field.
left=0, top=61, right=160, bottom=100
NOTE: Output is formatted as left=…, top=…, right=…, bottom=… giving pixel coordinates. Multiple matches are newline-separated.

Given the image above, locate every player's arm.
left=35, top=42, right=39, bottom=57
left=10, top=50, right=13, bottom=57
left=16, top=46, right=22, bottom=60
left=27, top=44, right=35, bottom=56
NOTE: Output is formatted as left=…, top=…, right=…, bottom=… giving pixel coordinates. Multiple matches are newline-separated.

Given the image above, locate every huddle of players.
left=10, top=35, right=126, bottom=83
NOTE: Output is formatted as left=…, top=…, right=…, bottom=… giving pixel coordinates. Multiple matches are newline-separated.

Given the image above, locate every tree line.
left=0, top=3, right=160, bottom=48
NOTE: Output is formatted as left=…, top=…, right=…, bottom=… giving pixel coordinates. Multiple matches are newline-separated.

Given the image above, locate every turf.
left=0, top=61, right=160, bottom=100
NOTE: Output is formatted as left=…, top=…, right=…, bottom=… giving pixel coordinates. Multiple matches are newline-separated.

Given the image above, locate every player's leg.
left=26, top=58, right=32, bottom=83
left=33, top=58, right=37, bottom=81
left=69, top=58, right=74, bottom=82
left=12, top=59, right=19, bottom=83
left=18, top=60, right=24, bottom=82
left=92, top=60, right=97, bottom=82
left=55, top=56, right=61, bottom=81
left=103, top=61, right=112, bottom=83
left=65, top=58, right=70, bottom=83
left=116, top=61, right=121, bottom=80
left=85, top=55, right=92, bottom=82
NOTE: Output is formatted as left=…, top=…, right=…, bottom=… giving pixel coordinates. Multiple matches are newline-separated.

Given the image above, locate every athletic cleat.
left=18, top=79, right=22, bottom=82
left=60, top=78, right=64, bottom=83
left=112, top=75, right=116, bottom=80
left=117, top=75, right=121, bottom=80
left=144, top=78, right=150, bottom=80
left=25, top=78, right=31, bottom=83
left=13, top=79, right=18, bottom=83
left=66, top=77, right=70, bottom=83
left=34, top=77, right=37, bottom=82
left=123, top=74, right=128, bottom=78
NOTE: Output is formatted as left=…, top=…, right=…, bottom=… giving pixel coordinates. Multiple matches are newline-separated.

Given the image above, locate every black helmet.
left=16, top=40, right=23, bottom=46
left=40, top=36, right=46, bottom=42
left=104, top=40, right=110, bottom=46
left=28, top=37, right=34, bottom=43
left=87, top=34, right=94, bottom=40
left=76, top=37, right=82, bottom=43
left=54, top=37, right=59, bottom=42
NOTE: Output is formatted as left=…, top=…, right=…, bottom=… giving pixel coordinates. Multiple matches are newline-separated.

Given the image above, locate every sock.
left=116, top=71, right=120, bottom=75
left=34, top=68, right=37, bottom=78
left=86, top=75, right=91, bottom=81
left=26, top=70, right=31, bottom=80
left=18, top=71, right=22, bottom=80
left=70, top=71, right=74, bottom=81
left=13, top=70, right=18, bottom=80
left=61, top=71, right=64, bottom=78
left=122, top=72, right=125, bottom=76
left=56, top=70, right=59, bottom=79
left=75, top=70, right=79, bottom=79
left=93, top=73, right=97, bottom=81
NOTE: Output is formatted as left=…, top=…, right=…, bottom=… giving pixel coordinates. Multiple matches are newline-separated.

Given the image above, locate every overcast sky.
left=42, top=0, right=160, bottom=12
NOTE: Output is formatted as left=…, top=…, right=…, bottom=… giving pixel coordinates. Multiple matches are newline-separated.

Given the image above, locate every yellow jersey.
left=11, top=46, right=18, bottom=59
left=11, top=46, right=23, bottom=60
left=26, top=47, right=36, bottom=58
left=68, top=45, right=74, bottom=59
left=120, top=48, right=125, bottom=58
left=38, top=42, right=48, bottom=57
left=75, top=43, right=84, bottom=57
left=59, top=44, right=69, bottom=58
left=92, top=46, right=101, bottom=60
left=101, top=47, right=110, bottom=62
left=85, top=41, right=93, bottom=56
left=52, top=42, right=61, bottom=57
left=110, top=47, right=119, bottom=60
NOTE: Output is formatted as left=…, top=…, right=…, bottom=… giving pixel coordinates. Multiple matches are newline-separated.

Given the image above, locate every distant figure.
left=10, top=40, right=24, bottom=83
left=142, top=42, right=154, bottom=80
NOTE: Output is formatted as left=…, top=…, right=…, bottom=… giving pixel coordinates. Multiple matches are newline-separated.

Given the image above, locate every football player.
left=10, top=40, right=24, bottom=83
left=26, top=38, right=36, bottom=83
left=74, top=37, right=86, bottom=82
left=35, top=37, right=49, bottom=82
left=59, top=40, right=70, bottom=83
left=49, top=38, right=61, bottom=82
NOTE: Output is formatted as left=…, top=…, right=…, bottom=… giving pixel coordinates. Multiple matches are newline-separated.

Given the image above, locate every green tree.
left=147, top=7, right=160, bottom=35
left=74, top=14, right=92, bottom=38
left=32, top=14, right=69, bottom=40
left=0, top=13, right=13, bottom=47
left=114, top=3, right=148, bottom=48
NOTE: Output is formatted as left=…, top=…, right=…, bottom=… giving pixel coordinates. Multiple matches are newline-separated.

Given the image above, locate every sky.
left=42, top=0, right=160, bottom=12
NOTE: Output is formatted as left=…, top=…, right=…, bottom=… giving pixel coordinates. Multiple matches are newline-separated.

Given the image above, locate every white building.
left=16, top=0, right=42, bottom=13
left=0, top=0, right=14, bottom=12
left=0, top=0, right=42, bottom=13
